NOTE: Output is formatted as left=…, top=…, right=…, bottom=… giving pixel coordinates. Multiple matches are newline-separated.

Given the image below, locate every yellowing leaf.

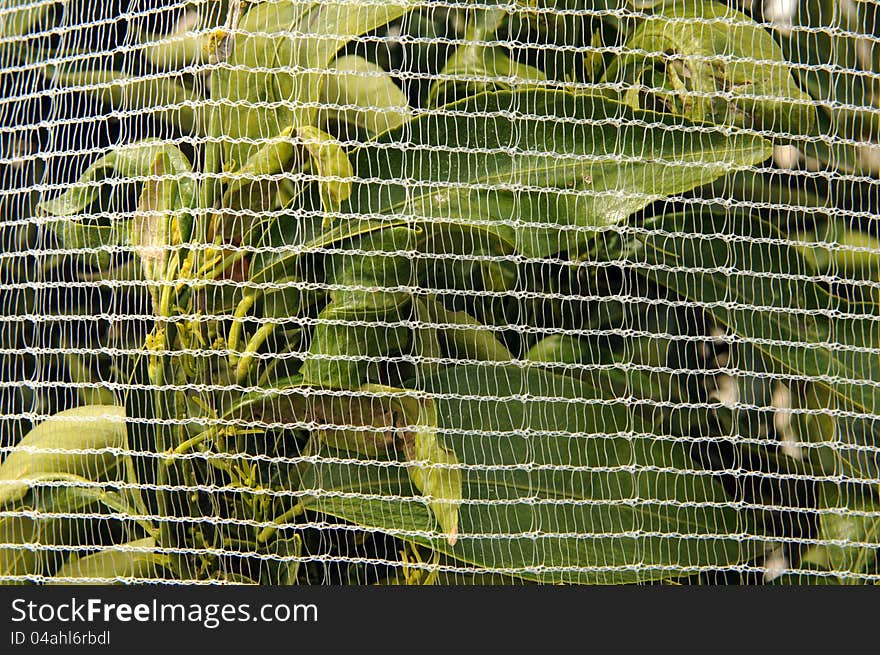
left=0, top=406, right=128, bottom=508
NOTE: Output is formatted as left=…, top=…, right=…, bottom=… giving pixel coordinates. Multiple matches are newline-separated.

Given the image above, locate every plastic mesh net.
left=1, top=0, right=878, bottom=585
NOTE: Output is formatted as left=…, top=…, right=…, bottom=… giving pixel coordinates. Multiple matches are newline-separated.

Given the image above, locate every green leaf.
left=221, top=126, right=299, bottom=218
left=300, top=290, right=411, bottom=390
left=523, top=334, right=627, bottom=389
left=411, top=299, right=444, bottom=380
left=38, top=141, right=194, bottom=275
left=431, top=46, right=546, bottom=108
left=416, top=221, right=517, bottom=297
left=793, top=218, right=880, bottom=277
left=298, top=125, right=354, bottom=217
left=132, top=151, right=194, bottom=290
left=37, top=480, right=154, bottom=532
left=260, top=276, right=325, bottom=321
left=347, top=88, right=771, bottom=258
left=0, top=0, right=50, bottom=36
left=789, top=382, right=840, bottom=475
left=0, top=405, right=128, bottom=508
left=43, top=219, right=120, bottom=272
left=704, top=169, right=827, bottom=222
left=641, top=209, right=880, bottom=483
left=24, top=474, right=158, bottom=542
left=267, top=534, right=303, bottom=585
left=209, top=0, right=412, bottom=173
left=249, top=214, right=410, bottom=286
left=138, top=10, right=205, bottom=71
left=48, top=537, right=169, bottom=584
left=302, top=366, right=755, bottom=584
left=300, top=226, right=416, bottom=389
left=416, top=297, right=513, bottom=362
left=525, top=334, right=591, bottom=365
left=0, top=476, right=155, bottom=582
left=427, top=6, right=546, bottom=108
left=399, top=395, right=462, bottom=545
left=63, top=346, right=117, bottom=407
left=321, top=55, right=412, bottom=136
left=782, top=0, right=880, bottom=172
left=605, top=0, right=816, bottom=137
left=819, top=509, right=880, bottom=583
left=37, top=140, right=195, bottom=218
left=0, top=515, right=40, bottom=582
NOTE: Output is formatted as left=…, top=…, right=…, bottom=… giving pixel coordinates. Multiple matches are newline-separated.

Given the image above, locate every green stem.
left=228, top=293, right=258, bottom=367
left=152, top=359, right=180, bottom=572
left=200, top=125, right=222, bottom=212
left=206, top=246, right=249, bottom=281
left=235, top=322, right=276, bottom=383
left=165, top=427, right=218, bottom=462
left=257, top=502, right=306, bottom=544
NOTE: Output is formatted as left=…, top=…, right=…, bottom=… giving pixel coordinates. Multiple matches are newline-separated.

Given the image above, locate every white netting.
left=0, top=0, right=878, bottom=585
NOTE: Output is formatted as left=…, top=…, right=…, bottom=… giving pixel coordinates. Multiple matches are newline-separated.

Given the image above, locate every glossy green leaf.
left=321, top=55, right=411, bottom=136
left=411, top=299, right=444, bottom=380
left=605, top=0, right=815, bottom=137
left=524, top=334, right=625, bottom=389
left=0, top=470, right=154, bottom=583
left=63, top=346, right=117, bottom=407
left=416, top=221, right=517, bottom=298
left=249, top=214, right=411, bottom=285
left=704, top=168, right=828, bottom=222
left=35, top=480, right=152, bottom=531
left=429, top=46, right=547, bottom=109
left=260, top=277, right=325, bottom=320
left=0, top=405, right=128, bottom=508
left=247, top=162, right=424, bottom=288
left=0, top=495, right=134, bottom=583
left=789, top=382, right=840, bottom=475
left=300, top=226, right=416, bottom=389
left=525, top=334, right=592, bottom=365
left=783, top=0, right=864, bottom=108
left=347, top=88, right=771, bottom=258
left=300, top=289, right=411, bottom=389
left=302, top=365, right=755, bottom=584
left=793, top=498, right=880, bottom=584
